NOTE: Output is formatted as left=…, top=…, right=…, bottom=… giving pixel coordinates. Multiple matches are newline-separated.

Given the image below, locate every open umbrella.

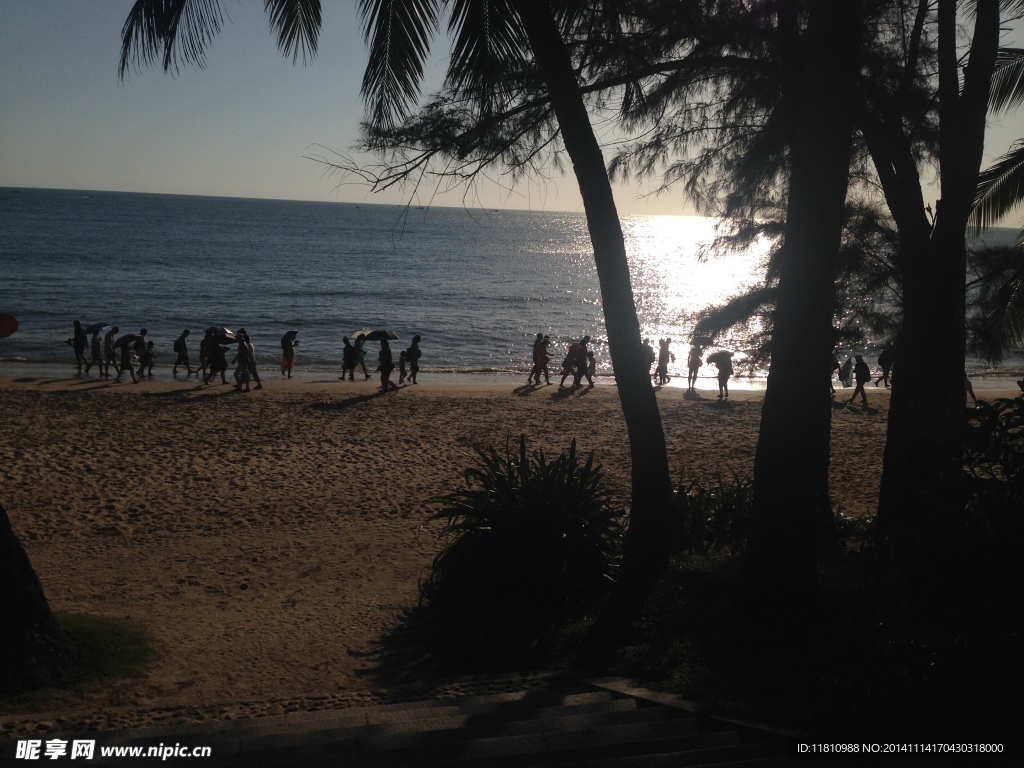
left=84, top=322, right=110, bottom=335
left=0, top=313, right=18, bottom=338
left=116, top=333, right=142, bottom=348
left=358, top=330, right=400, bottom=342
left=350, top=328, right=374, bottom=340
left=282, top=330, right=299, bottom=343
left=705, top=349, right=734, bottom=367
left=206, top=326, right=236, bottom=343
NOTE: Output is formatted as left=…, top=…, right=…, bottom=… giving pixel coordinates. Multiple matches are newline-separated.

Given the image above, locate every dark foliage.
left=421, top=435, right=623, bottom=643
left=671, top=471, right=754, bottom=555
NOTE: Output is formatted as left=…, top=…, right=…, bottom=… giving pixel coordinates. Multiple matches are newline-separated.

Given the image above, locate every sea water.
left=0, top=187, right=1019, bottom=387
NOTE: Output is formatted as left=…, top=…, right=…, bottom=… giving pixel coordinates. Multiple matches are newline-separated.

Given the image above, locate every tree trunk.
left=1, top=503, right=71, bottom=692
left=876, top=0, right=1000, bottom=546
left=743, top=0, right=862, bottom=611
left=514, top=2, right=674, bottom=586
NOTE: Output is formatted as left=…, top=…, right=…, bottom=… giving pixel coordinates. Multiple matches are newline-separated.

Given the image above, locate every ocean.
left=0, top=187, right=1020, bottom=387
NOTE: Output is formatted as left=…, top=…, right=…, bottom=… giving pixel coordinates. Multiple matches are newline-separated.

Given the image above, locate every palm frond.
left=970, top=140, right=1024, bottom=232
left=989, top=47, right=1024, bottom=112
left=446, top=0, right=528, bottom=113
left=359, top=0, right=442, bottom=131
left=119, top=0, right=225, bottom=78
left=265, top=0, right=321, bottom=65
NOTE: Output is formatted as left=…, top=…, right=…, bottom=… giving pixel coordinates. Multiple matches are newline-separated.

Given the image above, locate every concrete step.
left=21, top=681, right=788, bottom=767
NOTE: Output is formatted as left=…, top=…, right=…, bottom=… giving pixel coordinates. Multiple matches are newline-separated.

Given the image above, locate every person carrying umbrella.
left=706, top=350, right=734, bottom=400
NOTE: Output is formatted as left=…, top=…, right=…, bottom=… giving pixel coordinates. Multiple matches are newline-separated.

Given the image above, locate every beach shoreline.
left=0, top=375, right=1016, bottom=738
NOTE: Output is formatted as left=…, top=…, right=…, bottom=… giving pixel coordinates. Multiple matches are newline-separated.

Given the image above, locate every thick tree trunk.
left=515, top=2, right=674, bottom=585
left=876, top=0, right=1000, bottom=545
left=743, top=0, right=862, bottom=611
left=1, top=503, right=71, bottom=692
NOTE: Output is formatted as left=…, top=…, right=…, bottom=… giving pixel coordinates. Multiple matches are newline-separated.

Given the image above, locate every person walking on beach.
left=281, top=331, right=299, bottom=378
left=340, top=336, right=356, bottom=380
left=875, top=343, right=894, bottom=387
left=707, top=350, right=733, bottom=400
left=560, top=336, right=589, bottom=388
left=407, top=335, right=422, bottom=384
left=830, top=352, right=841, bottom=396
left=584, top=350, right=596, bottom=388
left=197, top=331, right=212, bottom=379
left=205, top=342, right=229, bottom=384
left=72, top=320, right=89, bottom=373
left=656, top=338, right=675, bottom=385
left=104, top=326, right=119, bottom=377
left=88, top=327, right=104, bottom=376
left=528, top=332, right=544, bottom=384
left=378, top=339, right=399, bottom=392
left=643, top=338, right=656, bottom=378
left=132, top=329, right=149, bottom=378
left=533, top=335, right=551, bottom=385
left=848, top=354, right=871, bottom=407
left=398, top=350, right=409, bottom=384
left=173, top=329, right=195, bottom=376
left=354, top=334, right=370, bottom=380
left=687, top=345, right=703, bottom=390
left=233, top=332, right=253, bottom=392
left=139, top=340, right=156, bottom=378
left=116, top=338, right=138, bottom=384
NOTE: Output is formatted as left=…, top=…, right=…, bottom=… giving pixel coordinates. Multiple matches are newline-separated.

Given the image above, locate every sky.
left=1, top=1, right=1021, bottom=219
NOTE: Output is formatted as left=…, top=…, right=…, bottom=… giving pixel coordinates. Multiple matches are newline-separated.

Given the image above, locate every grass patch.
left=55, top=612, right=155, bottom=683
left=0, top=613, right=155, bottom=715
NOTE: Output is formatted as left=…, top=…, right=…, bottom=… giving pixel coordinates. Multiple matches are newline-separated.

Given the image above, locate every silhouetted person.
left=340, top=336, right=356, bottom=380
left=354, top=335, right=370, bottom=379
left=89, top=329, right=103, bottom=376
left=173, top=330, right=194, bottom=376
left=398, top=350, right=409, bottom=384
left=656, top=338, right=674, bottom=385
left=875, top=343, right=894, bottom=387
left=687, top=345, right=702, bottom=389
left=281, top=331, right=299, bottom=378
left=965, top=372, right=977, bottom=407
left=830, top=352, right=841, bottom=396
left=72, top=320, right=88, bottom=372
left=378, top=340, right=399, bottom=392
left=407, top=335, right=423, bottom=384
left=116, top=339, right=138, bottom=384
left=849, top=354, right=870, bottom=407
left=643, top=338, right=656, bottom=378
left=533, top=335, right=551, bottom=385
left=104, top=326, right=119, bottom=376
left=528, top=332, right=544, bottom=384
left=139, top=340, right=155, bottom=378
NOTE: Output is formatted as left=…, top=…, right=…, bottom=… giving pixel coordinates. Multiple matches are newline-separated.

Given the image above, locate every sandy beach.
left=1, top=372, right=1008, bottom=737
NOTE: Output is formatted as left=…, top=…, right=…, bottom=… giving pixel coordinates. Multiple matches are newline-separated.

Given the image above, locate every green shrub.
left=422, top=435, right=623, bottom=632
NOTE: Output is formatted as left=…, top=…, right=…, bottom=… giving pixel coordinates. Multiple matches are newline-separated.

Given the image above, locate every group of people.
left=70, top=321, right=155, bottom=384
left=528, top=333, right=735, bottom=398
left=71, top=322, right=424, bottom=393
left=526, top=333, right=596, bottom=389
left=832, top=343, right=895, bottom=407
left=340, top=334, right=422, bottom=393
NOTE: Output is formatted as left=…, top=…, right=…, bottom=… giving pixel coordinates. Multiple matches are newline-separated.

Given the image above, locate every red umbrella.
left=0, top=314, right=17, bottom=338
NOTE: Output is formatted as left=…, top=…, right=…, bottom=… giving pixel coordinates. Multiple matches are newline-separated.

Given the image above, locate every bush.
left=422, top=435, right=623, bottom=634
left=671, top=471, right=754, bottom=555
